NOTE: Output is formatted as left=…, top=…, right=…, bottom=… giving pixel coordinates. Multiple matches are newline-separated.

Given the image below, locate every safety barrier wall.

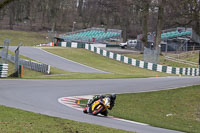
left=7, top=54, right=50, bottom=74
left=60, top=41, right=199, bottom=76
left=0, top=64, right=8, bottom=77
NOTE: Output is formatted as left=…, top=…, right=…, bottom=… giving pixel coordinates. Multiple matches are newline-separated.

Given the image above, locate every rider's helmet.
left=110, top=93, right=116, bottom=100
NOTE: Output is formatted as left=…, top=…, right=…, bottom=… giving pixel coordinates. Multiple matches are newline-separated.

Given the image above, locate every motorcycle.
left=83, top=97, right=111, bottom=116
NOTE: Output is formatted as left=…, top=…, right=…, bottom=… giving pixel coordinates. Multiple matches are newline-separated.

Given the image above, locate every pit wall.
left=59, top=41, right=199, bottom=76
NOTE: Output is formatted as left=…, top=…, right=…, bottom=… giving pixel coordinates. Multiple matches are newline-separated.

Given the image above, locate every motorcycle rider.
left=83, top=94, right=116, bottom=116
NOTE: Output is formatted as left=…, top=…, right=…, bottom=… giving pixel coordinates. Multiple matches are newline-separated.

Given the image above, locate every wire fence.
left=143, top=48, right=160, bottom=64
left=6, top=54, right=50, bottom=74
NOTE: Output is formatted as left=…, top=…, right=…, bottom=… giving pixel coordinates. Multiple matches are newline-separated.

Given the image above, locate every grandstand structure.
left=137, top=27, right=200, bottom=52
left=58, top=27, right=122, bottom=43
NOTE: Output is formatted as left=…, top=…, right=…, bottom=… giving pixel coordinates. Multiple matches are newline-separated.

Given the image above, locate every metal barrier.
left=6, top=54, right=50, bottom=74
left=0, top=64, right=8, bottom=77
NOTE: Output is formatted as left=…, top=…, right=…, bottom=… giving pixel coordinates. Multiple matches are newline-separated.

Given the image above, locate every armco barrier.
left=60, top=41, right=199, bottom=76
left=0, top=64, right=8, bottom=77
left=6, top=54, right=50, bottom=74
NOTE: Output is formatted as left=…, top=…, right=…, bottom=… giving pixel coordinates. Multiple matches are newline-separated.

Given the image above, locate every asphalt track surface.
left=9, top=46, right=106, bottom=73
left=0, top=77, right=200, bottom=133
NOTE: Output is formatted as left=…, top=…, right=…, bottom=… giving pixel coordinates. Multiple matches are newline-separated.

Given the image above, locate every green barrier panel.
left=162, top=66, right=167, bottom=72
left=144, top=62, right=148, bottom=69
left=190, top=68, right=192, bottom=75
left=106, top=51, right=110, bottom=57
left=185, top=68, right=188, bottom=75
left=94, top=47, right=97, bottom=53
left=67, top=42, right=71, bottom=47
left=179, top=68, right=183, bottom=74
left=153, top=64, right=158, bottom=71
left=136, top=60, right=140, bottom=67
left=172, top=67, right=176, bottom=74
left=77, top=42, right=85, bottom=48
left=128, top=58, right=132, bottom=65
left=57, top=42, right=62, bottom=46
left=100, top=49, right=103, bottom=55
left=120, top=56, right=124, bottom=62
left=113, top=53, right=117, bottom=60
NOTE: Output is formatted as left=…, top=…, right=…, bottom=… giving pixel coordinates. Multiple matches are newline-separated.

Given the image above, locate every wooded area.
left=0, top=0, right=200, bottom=42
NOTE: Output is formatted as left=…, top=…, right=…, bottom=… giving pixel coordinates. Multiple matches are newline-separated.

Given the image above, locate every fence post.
left=199, top=50, right=200, bottom=76
left=18, top=65, right=23, bottom=78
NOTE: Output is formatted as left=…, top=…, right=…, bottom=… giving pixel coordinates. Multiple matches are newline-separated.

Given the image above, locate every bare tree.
left=0, top=0, right=16, bottom=9
left=155, top=0, right=166, bottom=52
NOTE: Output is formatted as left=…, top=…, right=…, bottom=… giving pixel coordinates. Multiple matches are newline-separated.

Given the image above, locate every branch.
left=0, top=0, right=16, bottom=9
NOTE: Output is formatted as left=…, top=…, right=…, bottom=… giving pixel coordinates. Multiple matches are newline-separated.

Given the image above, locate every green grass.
left=0, top=105, right=131, bottom=133
left=80, top=85, right=200, bottom=133
left=43, top=47, right=171, bottom=79
left=0, top=30, right=48, bottom=46
left=123, top=52, right=199, bottom=68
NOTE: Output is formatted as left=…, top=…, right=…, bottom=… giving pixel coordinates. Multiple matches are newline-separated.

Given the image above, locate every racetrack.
left=9, top=46, right=106, bottom=73
left=0, top=77, right=200, bottom=133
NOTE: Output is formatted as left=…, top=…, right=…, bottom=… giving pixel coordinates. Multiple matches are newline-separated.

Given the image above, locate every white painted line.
left=109, top=116, right=148, bottom=126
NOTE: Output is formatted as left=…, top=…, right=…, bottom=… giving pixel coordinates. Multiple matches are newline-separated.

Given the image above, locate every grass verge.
left=43, top=47, right=171, bottom=79
left=80, top=85, right=200, bottom=133
left=0, top=105, right=131, bottom=133
left=0, top=30, right=48, bottom=46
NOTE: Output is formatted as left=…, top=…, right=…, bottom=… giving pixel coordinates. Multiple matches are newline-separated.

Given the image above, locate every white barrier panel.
left=132, top=59, right=136, bottom=66
left=124, top=57, right=128, bottom=64
left=71, top=42, right=78, bottom=48
left=157, top=65, right=162, bottom=72
left=61, top=42, right=67, bottom=47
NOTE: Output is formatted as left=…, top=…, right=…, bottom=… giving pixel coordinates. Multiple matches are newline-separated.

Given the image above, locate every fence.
left=58, top=41, right=199, bottom=76
left=0, top=64, right=8, bottom=77
left=6, top=54, right=50, bottom=74
left=143, top=48, right=160, bottom=64
left=85, top=44, right=199, bottom=76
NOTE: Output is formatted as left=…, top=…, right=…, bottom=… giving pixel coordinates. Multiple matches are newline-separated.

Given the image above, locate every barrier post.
left=199, top=50, right=200, bottom=76
left=18, top=65, right=23, bottom=78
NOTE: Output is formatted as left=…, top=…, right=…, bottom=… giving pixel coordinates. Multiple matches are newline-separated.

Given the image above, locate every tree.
left=141, top=0, right=150, bottom=53
left=0, top=0, right=16, bottom=9
left=155, top=0, right=166, bottom=52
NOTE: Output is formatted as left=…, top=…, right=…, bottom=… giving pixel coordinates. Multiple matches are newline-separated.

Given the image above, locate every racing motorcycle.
left=83, top=97, right=111, bottom=115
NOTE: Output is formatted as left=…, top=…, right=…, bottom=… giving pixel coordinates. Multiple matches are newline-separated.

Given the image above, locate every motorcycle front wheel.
left=92, top=105, right=105, bottom=115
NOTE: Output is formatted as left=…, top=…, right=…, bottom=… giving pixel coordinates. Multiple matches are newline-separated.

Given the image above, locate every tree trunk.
left=78, top=0, right=83, bottom=17
left=9, top=2, right=15, bottom=30
left=142, top=1, right=149, bottom=53
left=155, top=0, right=166, bottom=52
